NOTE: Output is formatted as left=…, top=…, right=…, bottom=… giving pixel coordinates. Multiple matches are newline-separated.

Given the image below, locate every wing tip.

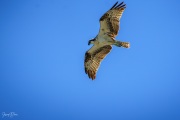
left=110, top=1, right=126, bottom=10
left=86, top=70, right=96, bottom=80
left=85, top=69, right=96, bottom=80
left=84, top=52, right=96, bottom=80
left=110, top=1, right=118, bottom=10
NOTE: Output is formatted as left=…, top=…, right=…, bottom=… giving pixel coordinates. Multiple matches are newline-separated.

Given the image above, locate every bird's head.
left=88, top=39, right=95, bottom=45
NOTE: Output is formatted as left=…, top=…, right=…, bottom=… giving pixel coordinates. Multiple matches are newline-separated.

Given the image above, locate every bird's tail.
left=114, top=40, right=130, bottom=48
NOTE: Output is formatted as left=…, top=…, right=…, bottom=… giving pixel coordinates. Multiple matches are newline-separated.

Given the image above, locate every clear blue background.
left=0, top=0, right=180, bottom=120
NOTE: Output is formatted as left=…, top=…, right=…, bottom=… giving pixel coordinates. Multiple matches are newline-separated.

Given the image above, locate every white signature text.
left=2, top=112, right=18, bottom=118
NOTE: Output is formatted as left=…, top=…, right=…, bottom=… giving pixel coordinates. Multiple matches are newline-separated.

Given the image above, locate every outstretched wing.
left=84, top=45, right=112, bottom=80
left=99, top=2, right=126, bottom=38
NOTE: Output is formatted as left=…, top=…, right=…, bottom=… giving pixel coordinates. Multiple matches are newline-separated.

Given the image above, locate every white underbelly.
left=98, top=36, right=106, bottom=42
left=96, top=35, right=113, bottom=45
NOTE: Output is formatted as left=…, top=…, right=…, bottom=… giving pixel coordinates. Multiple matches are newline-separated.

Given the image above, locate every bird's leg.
left=114, top=40, right=130, bottom=48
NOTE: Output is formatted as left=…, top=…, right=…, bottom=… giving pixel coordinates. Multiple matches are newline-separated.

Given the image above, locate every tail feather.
left=114, top=41, right=130, bottom=48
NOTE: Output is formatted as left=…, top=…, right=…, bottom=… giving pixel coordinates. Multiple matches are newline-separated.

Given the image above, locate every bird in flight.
left=84, top=1, right=130, bottom=80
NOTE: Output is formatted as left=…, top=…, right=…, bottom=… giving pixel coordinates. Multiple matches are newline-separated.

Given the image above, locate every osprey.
left=84, top=1, right=130, bottom=80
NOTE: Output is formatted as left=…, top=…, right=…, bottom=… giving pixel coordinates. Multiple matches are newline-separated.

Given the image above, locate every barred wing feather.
left=99, top=2, right=126, bottom=38
left=84, top=45, right=112, bottom=80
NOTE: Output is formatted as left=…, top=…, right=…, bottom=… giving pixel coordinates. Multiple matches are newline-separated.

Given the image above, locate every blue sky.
left=0, top=0, right=180, bottom=120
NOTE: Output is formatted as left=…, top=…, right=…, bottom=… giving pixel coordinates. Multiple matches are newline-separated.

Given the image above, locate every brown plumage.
left=84, top=1, right=129, bottom=80
left=85, top=45, right=112, bottom=80
left=99, top=1, right=126, bottom=38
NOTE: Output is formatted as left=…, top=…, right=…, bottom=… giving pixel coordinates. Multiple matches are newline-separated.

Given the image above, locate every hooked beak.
left=88, top=39, right=95, bottom=45
left=88, top=41, right=91, bottom=45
